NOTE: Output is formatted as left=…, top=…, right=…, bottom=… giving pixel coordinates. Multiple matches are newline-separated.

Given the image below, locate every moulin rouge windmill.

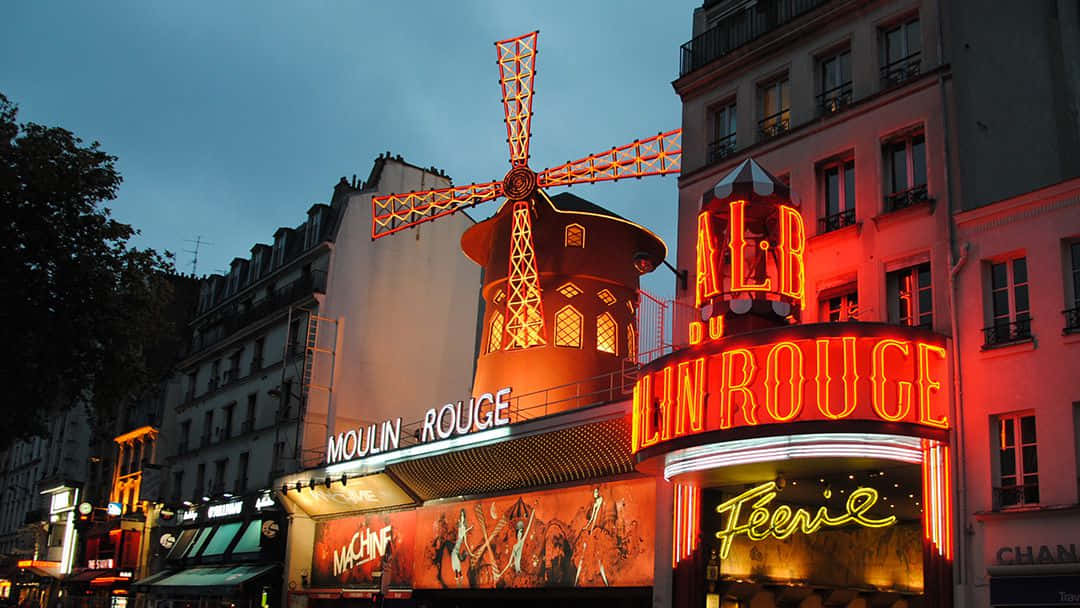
left=371, top=31, right=681, bottom=357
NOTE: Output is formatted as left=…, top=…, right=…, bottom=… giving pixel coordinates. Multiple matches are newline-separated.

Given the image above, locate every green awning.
left=142, top=564, right=277, bottom=592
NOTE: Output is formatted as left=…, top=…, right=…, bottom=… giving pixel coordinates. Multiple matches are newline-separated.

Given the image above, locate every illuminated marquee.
left=631, top=325, right=948, bottom=453
left=713, top=481, right=896, bottom=559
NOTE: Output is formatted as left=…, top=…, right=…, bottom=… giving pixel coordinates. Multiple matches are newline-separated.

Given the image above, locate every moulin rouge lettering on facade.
left=327, top=387, right=512, bottom=465
left=332, top=524, right=392, bottom=576
left=713, top=481, right=896, bottom=558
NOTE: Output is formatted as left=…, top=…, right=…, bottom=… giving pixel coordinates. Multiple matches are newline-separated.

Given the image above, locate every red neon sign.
left=631, top=325, right=948, bottom=454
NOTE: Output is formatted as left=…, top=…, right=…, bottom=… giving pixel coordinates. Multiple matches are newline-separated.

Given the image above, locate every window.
left=272, top=233, right=286, bottom=267
left=288, top=319, right=302, bottom=357
left=887, top=262, right=932, bottom=329
left=251, top=337, right=265, bottom=373
left=985, top=257, right=1031, bottom=346
left=244, top=394, right=257, bottom=433
left=237, top=452, right=249, bottom=492
left=202, top=411, right=214, bottom=446
left=556, top=282, right=582, bottom=299
left=251, top=250, right=263, bottom=281
left=1067, top=243, right=1080, bottom=331
left=709, top=102, right=736, bottom=163
left=172, top=470, right=184, bottom=501
left=195, top=463, right=206, bottom=499
left=281, top=380, right=294, bottom=420
left=227, top=349, right=242, bottom=383
left=307, top=210, right=323, bottom=248
left=186, top=372, right=197, bottom=401
left=996, top=413, right=1038, bottom=508
left=597, top=289, right=616, bottom=306
left=554, top=306, right=583, bottom=348
left=179, top=420, right=191, bottom=454
left=597, top=312, right=617, bottom=355
left=487, top=310, right=504, bottom=353
left=883, top=130, right=927, bottom=211
left=818, top=49, right=852, bottom=114
left=822, top=288, right=859, bottom=322
left=881, top=17, right=921, bottom=86
left=759, top=77, right=790, bottom=139
left=564, top=224, right=585, bottom=248
left=627, top=324, right=637, bottom=361
left=209, top=360, right=221, bottom=391
left=222, top=403, right=235, bottom=440
left=213, top=459, right=227, bottom=493
left=819, top=158, right=856, bottom=233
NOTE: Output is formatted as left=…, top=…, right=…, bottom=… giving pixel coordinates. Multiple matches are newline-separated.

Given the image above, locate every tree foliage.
left=0, top=92, right=180, bottom=448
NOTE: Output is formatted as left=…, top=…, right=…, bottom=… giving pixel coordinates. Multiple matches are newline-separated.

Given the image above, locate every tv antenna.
left=183, top=236, right=214, bottom=275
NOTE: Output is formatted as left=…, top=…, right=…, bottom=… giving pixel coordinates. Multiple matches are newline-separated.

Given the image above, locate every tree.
left=0, top=92, right=181, bottom=449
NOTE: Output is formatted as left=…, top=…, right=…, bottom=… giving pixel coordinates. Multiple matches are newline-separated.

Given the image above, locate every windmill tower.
left=371, top=32, right=681, bottom=414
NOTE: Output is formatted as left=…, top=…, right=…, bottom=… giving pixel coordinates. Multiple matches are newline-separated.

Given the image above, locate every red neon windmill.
left=371, top=31, right=682, bottom=349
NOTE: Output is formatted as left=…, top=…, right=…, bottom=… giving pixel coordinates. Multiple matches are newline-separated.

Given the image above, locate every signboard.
left=285, top=473, right=414, bottom=517
left=312, top=511, right=415, bottom=588
left=632, top=324, right=949, bottom=454
left=413, top=476, right=655, bottom=589
left=327, top=387, right=512, bottom=465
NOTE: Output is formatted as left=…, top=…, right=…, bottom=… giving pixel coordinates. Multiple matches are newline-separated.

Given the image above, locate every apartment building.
left=671, top=0, right=1080, bottom=606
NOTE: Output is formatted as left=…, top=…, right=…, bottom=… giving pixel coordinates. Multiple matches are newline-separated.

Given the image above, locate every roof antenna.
left=183, top=235, right=214, bottom=275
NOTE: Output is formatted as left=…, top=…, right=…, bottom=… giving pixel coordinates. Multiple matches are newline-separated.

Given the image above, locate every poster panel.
left=413, top=476, right=655, bottom=589
left=312, top=510, right=415, bottom=588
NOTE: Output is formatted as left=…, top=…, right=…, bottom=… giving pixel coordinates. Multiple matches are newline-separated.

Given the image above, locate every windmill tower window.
left=597, top=313, right=617, bottom=355
left=488, top=310, right=505, bottom=353
left=554, top=306, right=583, bottom=348
left=597, top=289, right=616, bottom=306
left=627, top=324, right=637, bottom=361
left=565, top=224, right=585, bottom=248
left=557, top=282, right=583, bottom=298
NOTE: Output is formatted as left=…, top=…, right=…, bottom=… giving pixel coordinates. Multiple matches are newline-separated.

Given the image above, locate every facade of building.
left=135, top=154, right=483, bottom=608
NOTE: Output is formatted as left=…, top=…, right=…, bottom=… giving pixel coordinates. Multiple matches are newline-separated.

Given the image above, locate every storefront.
left=135, top=492, right=284, bottom=608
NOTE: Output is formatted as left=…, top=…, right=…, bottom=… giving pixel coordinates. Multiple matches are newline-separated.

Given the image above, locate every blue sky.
left=2, top=1, right=697, bottom=297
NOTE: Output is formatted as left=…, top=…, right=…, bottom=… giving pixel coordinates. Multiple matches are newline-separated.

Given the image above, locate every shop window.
left=493, top=290, right=506, bottom=304
left=554, top=306, right=583, bottom=348
left=597, top=289, right=616, bottom=306
left=627, top=324, right=637, bottom=361
left=202, top=522, right=242, bottom=556
left=887, top=262, right=932, bottom=329
left=487, top=310, right=504, bottom=353
left=1065, top=242, right=1080, bottom=332
left=564, top=223, right=585, bottom=248
left=597, top=312, right=617, bottom=355
left=821, top=287, right=859, bottom=322
left=818, top=157, right=856, bottom=233
left=556, top=282, right=583, bottom=299
left=759, top=76, right=790, bottom=140
left=882, top=129, right=927, bottom=212
left=984, top=256, right=1031, bottom=347
left=995, top=412, right=1038, bottom=509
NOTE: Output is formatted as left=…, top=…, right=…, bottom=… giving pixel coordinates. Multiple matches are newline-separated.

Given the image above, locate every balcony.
left=818, top=208, right=856, bottom=234
left=993, top=483, right=1039, bottom=510
left=1064, top=308, right=1080, bottom=333
left=880, top=52, right=922, bottom=88
left=707, top=134, right=737, bottom=164
left=884, top=184, right=930, bottom=213
left=679, top=0, right=830, bottom=77
left=982, top=318, right=1032, bottom=348
left=758, top=110, right=790, bottom=141
left=817, top=82, right=853, bottom=116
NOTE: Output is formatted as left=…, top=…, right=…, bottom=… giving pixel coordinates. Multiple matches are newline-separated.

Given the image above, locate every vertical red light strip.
left=921, top=439, right=953, bottom=560
left=672, top=484, right=701, bottom=568
left=941, top=443, right=953, bottom=561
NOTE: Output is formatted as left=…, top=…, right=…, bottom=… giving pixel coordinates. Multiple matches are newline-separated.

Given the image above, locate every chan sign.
left=632, top=323, right=948, bottom=454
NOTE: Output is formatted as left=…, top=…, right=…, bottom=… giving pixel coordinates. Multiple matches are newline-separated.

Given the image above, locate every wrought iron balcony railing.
left=884, top=184, right=929, bottom=212
left=817, top=82, right=853, bottom=115
left=1064, top=308, right=1080, bottom=332
left=707, top=134, right=737, bottom=164
left=983, top=317, right=1032, bottom=348
left=758, top=111, right=791, bottom=141
left=880, top=52, right=922, bottom=87
left=819, top=208, right=856, bottom=234
left=994, top=483, right=1039, bottom=510
left=679, top=0, right=830, bottom=77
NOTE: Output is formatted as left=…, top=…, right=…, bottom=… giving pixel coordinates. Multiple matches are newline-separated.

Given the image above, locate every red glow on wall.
left=631, top=326, right=949, bottom=453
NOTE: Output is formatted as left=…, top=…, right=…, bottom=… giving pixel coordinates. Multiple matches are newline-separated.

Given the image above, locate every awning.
left=139, top=564, right=278, bottom=594
left=17, top=561, right=62, bottom=579
left=64, top=569, right=114, bottom=584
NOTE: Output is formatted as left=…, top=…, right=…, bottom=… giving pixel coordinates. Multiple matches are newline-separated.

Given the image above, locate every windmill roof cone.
left=370, top=31, right=682, bottom=417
